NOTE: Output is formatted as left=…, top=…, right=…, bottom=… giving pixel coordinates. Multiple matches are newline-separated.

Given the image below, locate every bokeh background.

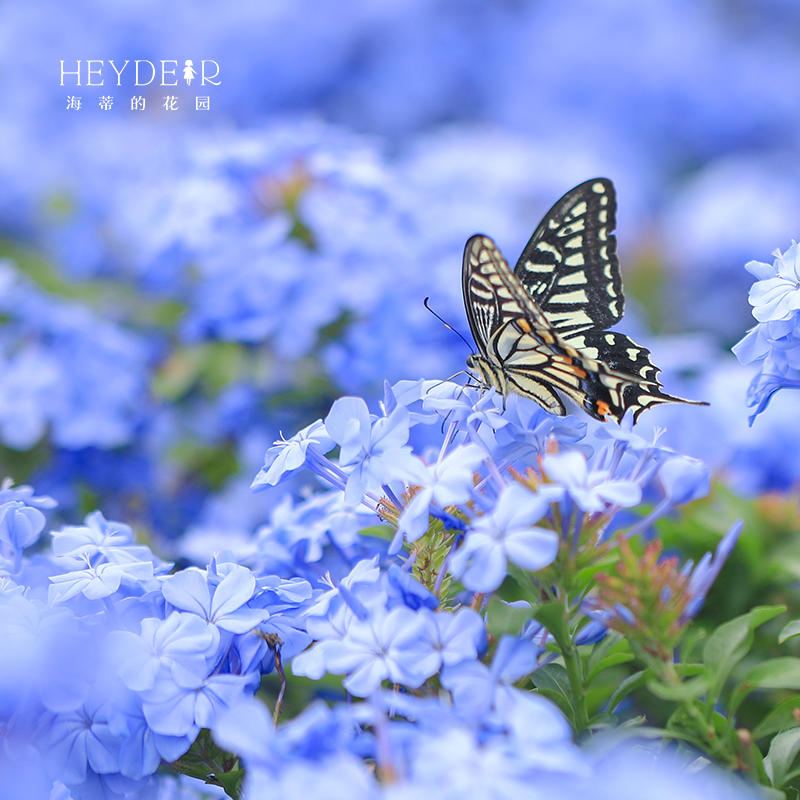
left=2, top=0, right=800, bottom=555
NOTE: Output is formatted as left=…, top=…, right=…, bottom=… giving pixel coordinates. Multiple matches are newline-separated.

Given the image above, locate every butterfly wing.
left=464, top=234, right=568, bottom=415
left=514, top=178, right=622, bottom=337
left=463, top=235, right=656, bottom=422
left=509, top=178, right=707, bottom=420
left=563, top=328, right=707, bottom=420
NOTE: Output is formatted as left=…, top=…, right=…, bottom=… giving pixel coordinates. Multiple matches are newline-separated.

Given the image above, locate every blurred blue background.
left=1, top=0, right=799, bottom=551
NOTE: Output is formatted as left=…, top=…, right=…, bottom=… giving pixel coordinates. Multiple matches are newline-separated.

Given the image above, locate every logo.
left=60, top=60, right=220, bottom=112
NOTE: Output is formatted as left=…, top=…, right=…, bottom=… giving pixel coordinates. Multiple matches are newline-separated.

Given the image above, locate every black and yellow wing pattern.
left=462, top=179, right=706, bottom=423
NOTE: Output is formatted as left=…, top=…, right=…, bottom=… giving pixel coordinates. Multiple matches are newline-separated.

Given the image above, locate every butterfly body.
left=462, top=179, right=706, bottom=424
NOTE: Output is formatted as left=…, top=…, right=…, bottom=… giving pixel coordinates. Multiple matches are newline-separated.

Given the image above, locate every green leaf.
left=585, top=631, right=624, bottom=677
left=486, top=597, right=533, bottom=638
left=779, top=620, right=800, bottom=645
left=587, top=711, right=618, bottom=730
left=765, top=728, right=800, bottom=788
left=575, top=552, right=619, bottom=588
left=606, top=670, right=650, bottom=713
left=647, top=674, right=708, bottom=702
left=531, top=687, right=574, bottom=721
left=211, top=769, right=245, bottom=800
left=357, top=525, right=394, bottom=542
left=678, top=626, right=707, bottom=666
left=757, top=789, right=789, bottom=800
left=585, top=652, right=635, bottom=685
left=703, top=605, right=786, bottom=706
left=749, top=605, right=788, bottom=629
left=729, top=658, right=800, bottom=717
left=530, top=663, right=573, bottom=704
left=753, top=697, right=800, bottom=741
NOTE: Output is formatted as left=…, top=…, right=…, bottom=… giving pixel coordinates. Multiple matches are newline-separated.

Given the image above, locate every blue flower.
left=385, top=563, right=438, bottom=611
left=161, top=564, right=268, bottom=633
left=303, top=605, right=441, bottom=697
left=251, top=420, right=336, bottom=491
left=44, top=693, right=123, bottom=786
left=324, top=396, right=425, bottom=505
left=746, top=243, right=800, bottom=323
left=450, top=484, right=559, bottom=592
left=658, top=455, right=710, bottom=506
left=396, top=443, right=485, bottom=548
left=0, top=501, right=47, bottom=554
left=48, top=558, right=154, bottom=602
left=543, top=451, right=642, bottom=513
left=441, top=634, right=541, bottom=724
left=140, top=671, right=257, bottom=738
left=110, top=612, right=220, bottom=693
left=420, top=607, right=486, bottom=668
left=682, top=520, right=742, bottom=622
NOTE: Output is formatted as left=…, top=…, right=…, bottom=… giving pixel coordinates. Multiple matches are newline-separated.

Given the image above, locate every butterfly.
left=462, top=178, right=707, bottom=423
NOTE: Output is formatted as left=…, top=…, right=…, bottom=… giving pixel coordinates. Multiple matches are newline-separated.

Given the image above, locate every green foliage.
left=164, top=729, right=243, bottom=799
left=483, top=477, right=800, bottom=794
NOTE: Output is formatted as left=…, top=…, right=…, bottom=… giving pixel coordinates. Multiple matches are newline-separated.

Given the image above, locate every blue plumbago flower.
left=251, top=420, right=336, bottom=491
left=542, top=451, right=642, bottom=513
left=139, top=671, right=258, bottom=739
left=385, top=563, right=439, bottom=611
left=161, top=563, right=269, bottom=634
left=0, top=261, right=151, bottom=452
left=48, top=511, right=171, bottom=602
left=740, top=345, right=800, bottom=424
left=51, top=510, right=167, bottom=572
left=45, top=693, right=126, bottom=787
left=489, top=392, right=587, bottom=464
left=0, top=500, right=47, bottom=558
left=0, top=478, right=57, bottom=511
left=419, top=607, right=486, bottom=669
left=324, top=396, right=426, bottom=505
left=745, top=243, right=800, bottom=323
left=658, top=455, right=710, bottom=506
left=394, top=442, right=486, bottom=548
left=681, top=520, right=742, bottom=622
left=301, top=605, right=441, bottom=697
left=440, top=634, right=542, bottom=724
left=449, top=484, right=559, bottom=593
left=253, top=491, right=381, bottom=580
left=48, top=558, right=155, bottom=602
left=110, top=612, right=220, bottom=693
left=733, top=243, right=800, bottom=423
left=0, top=362, right=723, bottom=796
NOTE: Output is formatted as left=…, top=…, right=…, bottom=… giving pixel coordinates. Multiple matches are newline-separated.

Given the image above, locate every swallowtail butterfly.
left=462, top=178, right=706, bottom=423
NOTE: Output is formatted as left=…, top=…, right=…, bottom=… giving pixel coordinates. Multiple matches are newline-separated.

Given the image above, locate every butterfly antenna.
left=424, top=297, right=474, bottom=353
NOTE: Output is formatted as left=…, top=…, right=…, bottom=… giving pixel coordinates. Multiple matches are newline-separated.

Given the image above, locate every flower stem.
left=558, top=594, right=590, bottom=732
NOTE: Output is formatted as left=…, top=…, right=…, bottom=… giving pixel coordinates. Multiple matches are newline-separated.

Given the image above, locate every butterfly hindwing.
left=563, top=330, right=660, bottom=383
left=514, top=178, right=622, bottom=336
left=561, top=328, right=698, bottom=419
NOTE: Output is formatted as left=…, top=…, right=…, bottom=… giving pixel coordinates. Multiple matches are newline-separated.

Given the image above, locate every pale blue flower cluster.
left=0, top=483, right=313, bottom=799
left=0, top=260, right=150, bottom=450
left=210, top=693, right=760, bottom=800
left=254, top=378, right=720, bottom=630
left=733, top=243, right=800, bottom=423
left=0, top=380, right=739, bottom=799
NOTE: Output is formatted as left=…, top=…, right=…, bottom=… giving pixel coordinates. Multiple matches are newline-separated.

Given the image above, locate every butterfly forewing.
left=514, top=178, right=623, bottom=336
